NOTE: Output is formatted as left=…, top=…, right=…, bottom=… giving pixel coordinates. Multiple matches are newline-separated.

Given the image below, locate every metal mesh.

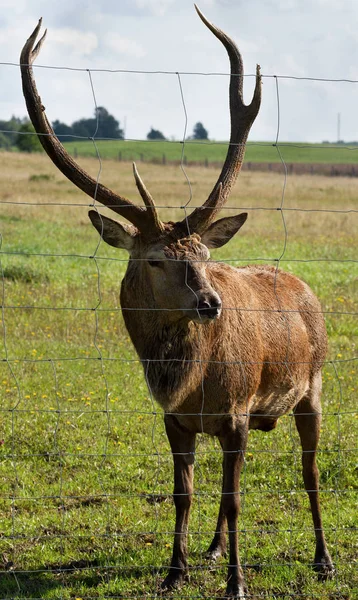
left=0, top=60, right=357, bottom=599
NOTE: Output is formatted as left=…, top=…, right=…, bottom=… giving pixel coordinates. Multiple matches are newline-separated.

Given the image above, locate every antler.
left=20, top=19, right=163, bottom=234
left=183, top=5, right=262, bottom=235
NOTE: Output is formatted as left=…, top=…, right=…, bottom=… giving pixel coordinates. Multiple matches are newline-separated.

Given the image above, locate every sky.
left=1, top=0, right=358, bottom=143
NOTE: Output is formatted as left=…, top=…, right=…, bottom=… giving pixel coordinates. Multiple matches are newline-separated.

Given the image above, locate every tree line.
left=0, top=107, right=209, bottom=153
left=147, top=121, right=208, bottom=141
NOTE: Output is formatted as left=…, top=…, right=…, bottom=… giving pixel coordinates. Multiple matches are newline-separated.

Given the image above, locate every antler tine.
left=20, top=20, right=159, bottom=233
left=132, top=163, right=164, bottom=232
left=183, top=6, right=262, bottom=235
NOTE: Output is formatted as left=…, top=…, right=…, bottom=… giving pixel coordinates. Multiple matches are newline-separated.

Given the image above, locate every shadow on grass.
left=0, top=558, right=166, bottom=598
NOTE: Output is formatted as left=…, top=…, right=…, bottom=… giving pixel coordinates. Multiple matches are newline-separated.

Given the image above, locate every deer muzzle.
left=195, top=293, right=222, bottom=322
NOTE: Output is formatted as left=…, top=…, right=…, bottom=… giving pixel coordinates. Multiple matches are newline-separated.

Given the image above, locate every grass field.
left=0, top=151, right=357, bottom=599
left=60, top=138, right=358, bottom=165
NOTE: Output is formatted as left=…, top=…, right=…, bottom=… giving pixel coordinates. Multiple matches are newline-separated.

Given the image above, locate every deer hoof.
left=315, top=561, right=335, bottom=581
left=161, top=570, right=188, bottom=592
left=225, top=580, right=247, bottom=599
left=313, top=551, right=335, bottom=580
left=205, top=537, right=226, bottom=562
left=206, top=547, right=226, bottom=562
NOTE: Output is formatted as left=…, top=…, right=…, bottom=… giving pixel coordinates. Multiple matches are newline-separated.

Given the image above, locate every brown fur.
left=122, top=261, right=326, bottom=428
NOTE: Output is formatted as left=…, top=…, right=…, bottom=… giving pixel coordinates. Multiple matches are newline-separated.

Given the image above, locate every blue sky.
left=1, top=0, right=358, bottom=142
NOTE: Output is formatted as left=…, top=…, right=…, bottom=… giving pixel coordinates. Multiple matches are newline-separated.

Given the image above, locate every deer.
left=20, top=6, right=334, bottom=598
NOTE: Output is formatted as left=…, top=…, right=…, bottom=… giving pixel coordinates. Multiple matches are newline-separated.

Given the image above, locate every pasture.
left=62, top=138, right=358, bottom=165
left=0, top=151, right=357, bottom=599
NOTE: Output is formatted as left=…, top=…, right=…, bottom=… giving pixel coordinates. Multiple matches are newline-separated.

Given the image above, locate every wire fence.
left=0, top=59, right=357, bottom=600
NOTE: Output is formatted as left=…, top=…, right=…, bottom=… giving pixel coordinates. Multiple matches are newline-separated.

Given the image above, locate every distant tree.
left=71, top=107, right=124, bottom=140
left=0, top=115, right=24, bottom=148
left=0, top=132, right=9, bottom=148
left=53, top=119, right=73, bottom=141
left=96, top=106, right=124, bottom=139
left=15, top=121, right=43, bottom=153
left=192, top=121, right=208, bottom=140
left=147, top=128, right=166, bottom=140
left=0, top=106, right=123, bottom=150
left=70, top=118, right=92, bottom=139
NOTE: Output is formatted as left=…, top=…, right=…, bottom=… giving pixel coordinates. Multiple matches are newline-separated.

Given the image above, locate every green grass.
left=0, top=160, right=357, bottom=599
left=62, top=138, right=358, bottom=165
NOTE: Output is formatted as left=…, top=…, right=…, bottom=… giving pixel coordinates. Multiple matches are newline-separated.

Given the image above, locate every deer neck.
left=120, top=261, right=197, bottom=357
left=120, top=262, right=205, bottom=409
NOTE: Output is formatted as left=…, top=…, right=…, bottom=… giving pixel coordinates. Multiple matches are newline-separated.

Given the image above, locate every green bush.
left=16, top=121, right=43, bottom=153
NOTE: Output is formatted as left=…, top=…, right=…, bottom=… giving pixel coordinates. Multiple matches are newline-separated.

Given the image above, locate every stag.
left=20, top=6, right=334, bottom=597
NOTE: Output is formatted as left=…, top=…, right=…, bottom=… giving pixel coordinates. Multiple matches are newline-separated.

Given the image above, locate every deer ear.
left=201, top=213, right=248, bottom=249
left=88, top=210, right=137, bottom=251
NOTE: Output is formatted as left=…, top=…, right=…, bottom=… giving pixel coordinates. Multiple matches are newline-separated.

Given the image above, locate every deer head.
left=20, top=5, right=261, bottom=324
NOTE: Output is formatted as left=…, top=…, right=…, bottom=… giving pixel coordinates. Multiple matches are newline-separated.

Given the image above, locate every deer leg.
left=206, top=439, right=227, bottom=561
left=221, top=422, right=248, bottom=599
left=294, top=373, right=334, bottom=579
left=161, top=414, right=196, bottom=591
left=206, top=494, right=227, bottom=561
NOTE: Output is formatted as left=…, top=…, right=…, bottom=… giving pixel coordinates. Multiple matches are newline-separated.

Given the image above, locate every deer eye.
left=148, top=259, right=163, bottom=268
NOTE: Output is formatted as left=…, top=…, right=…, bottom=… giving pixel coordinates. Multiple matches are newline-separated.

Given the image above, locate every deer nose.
left=197, top=297, right=222, bottom=319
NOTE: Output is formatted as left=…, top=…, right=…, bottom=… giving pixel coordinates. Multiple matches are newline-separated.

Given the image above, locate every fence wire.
left=0, top=60, right=357, bottom=600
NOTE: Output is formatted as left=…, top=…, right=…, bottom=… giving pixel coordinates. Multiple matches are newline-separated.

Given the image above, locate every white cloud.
left=278, top=55, right=306, bottom=79
left=105, top=35, right=146, bottom=59
left=135, top=0, right=175, bottom=17
left=49, top=28, right=98, bottom=57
